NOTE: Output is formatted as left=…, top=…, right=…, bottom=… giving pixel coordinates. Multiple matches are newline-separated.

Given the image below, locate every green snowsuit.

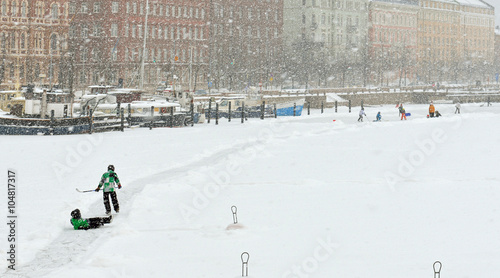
left=71, top=218, right=90, bottom=230
left=71, top=217, right=111, bottom=230
left=97, top=170, right=121, bottom=192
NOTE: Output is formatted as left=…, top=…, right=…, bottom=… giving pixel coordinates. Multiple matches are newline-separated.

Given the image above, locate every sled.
left=405, top=113, right=411, bottom=116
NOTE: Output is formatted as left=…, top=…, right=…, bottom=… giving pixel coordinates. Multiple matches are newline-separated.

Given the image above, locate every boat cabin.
left=87, top=85, right=145, bottom=103
left=24, top=89, right=73, bottom=118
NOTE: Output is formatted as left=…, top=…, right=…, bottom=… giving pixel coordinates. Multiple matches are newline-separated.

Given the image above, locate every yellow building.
left=418, top=0, right=494, bottom=83
left=0, top=91, right=25, bottom=115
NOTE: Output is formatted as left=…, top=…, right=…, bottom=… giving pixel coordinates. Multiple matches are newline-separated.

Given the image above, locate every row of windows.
left=0, top=1, right=67, bottom=19
left=373, top=13, right=416, bottom=27
left=306, top=13, right=362, bottom=28
left=213, top=5, right=279, bottom=22
left=212, top=24, right=279, bottom=39
left=420, top=49, right=491, bottom=60
left=422, top=1, right=493, bottom=16
left=70, top=24, right=207, bottom=41
left=303, top=0, right=367, bottom=11
left=0, top=32, right=63, bottom=51
left=71, top=23, right=280, bottom=41
left=373, top=30, right=417, bottom=45
left=69, top=2, right=207, bottom=19
left=79, top=47, right=207, bottom=64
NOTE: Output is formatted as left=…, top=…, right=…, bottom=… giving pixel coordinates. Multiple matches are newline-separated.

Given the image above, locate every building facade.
left=0, top=0, right=69, bottom=90
left=68, top=0, right=210, bottom=91
left=369, top=0, right=419, bottom=86
left=283, top=0, right=369, bottom=87
left=67, top=0, right=283, bottom=92
left=209, top=0, right=283, bottom=91
left=418, top=0, right=494, bottom=84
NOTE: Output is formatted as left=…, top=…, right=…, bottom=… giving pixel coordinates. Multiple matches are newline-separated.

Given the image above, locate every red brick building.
left=68, top=0, right=283, bottom=92
left=0, top=0, right=69, bottom=90
left=368, top=0, right=419, bottom=86
left=68, top=0, right=210, bottom=91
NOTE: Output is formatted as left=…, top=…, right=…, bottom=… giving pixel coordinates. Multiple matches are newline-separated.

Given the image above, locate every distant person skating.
left=96, top=165, right=122, bottom=215
left=401, top=107, right=407, bottom=120
left=70, top=209, right=112, bottom=230
left=455, top=102, right=461, bottom=114
left=358, top=108, right=366, bottom=122
left=374, top=111, right=382, bottom=122
left=429, top=102, right=435, bottom=117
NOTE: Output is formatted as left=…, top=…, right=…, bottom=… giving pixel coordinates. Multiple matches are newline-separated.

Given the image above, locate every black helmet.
left=108, top=165, right=115, bottom=171
left=71, top=209, right=81, bottom=219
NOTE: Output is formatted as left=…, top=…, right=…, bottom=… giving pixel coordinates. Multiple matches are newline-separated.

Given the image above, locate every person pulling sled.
left=70, top=209, right=112, bottom=230
left=429, top=102, right=435, bottom=117
left=96, top=165, right=122, bottom=215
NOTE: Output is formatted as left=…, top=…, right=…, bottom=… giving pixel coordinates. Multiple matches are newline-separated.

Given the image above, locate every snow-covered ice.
left=1, top=103, right=499, bottom=277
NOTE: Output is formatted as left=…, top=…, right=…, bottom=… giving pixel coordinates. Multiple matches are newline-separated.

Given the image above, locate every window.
left=126, top=2, right=130, bottom=13
left=81, top=2, right=88, bottom=13
left=82, top=24, right=88, bottom=38
left=93, top=2, right=100, bottom=13
left=112, top=2, right=118, bottom=13
left=81, top=49, right=88, bottom=62
left=132, top=24, right=136, bottom=38
left=20, top=33, right=25, bottom=48
left=2, top=1, right=7, bottom=16
left=69, top=25, right=76, bottom=38
left=69, top=2, right=75, bottom=14
left=133, top=3, right=137, bottom=14
left=124, top=24, right=129, bottom=37
left=51, top=4, right=58, bottom=19
left=50, top=34, right=57, bottom=50
left=12, top=1, right=17, bottom=16
left=166, top=5, right=169, bottom=16
left=93, top=23, right=100, bottom=36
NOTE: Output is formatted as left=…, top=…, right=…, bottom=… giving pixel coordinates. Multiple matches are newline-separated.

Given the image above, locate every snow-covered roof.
left=455, top=0, right=492, bottom=9
left=88, top=85, right=115, bottom=89
left=109, top=88, right=147, bottom=94
left=130, top=101, right=180, bottom=108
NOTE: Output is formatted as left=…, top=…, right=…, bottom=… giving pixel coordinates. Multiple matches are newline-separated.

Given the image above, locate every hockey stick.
left=76, top=188, right=96, bottom=193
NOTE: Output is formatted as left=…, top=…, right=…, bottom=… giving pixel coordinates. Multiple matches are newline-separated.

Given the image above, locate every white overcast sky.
left=489, top=0, right=500, bottom=26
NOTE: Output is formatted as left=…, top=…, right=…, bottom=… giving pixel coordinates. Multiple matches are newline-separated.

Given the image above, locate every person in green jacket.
left=70, top=209, right=112, bottom=230
left=95, top=165, right=122, bottom=215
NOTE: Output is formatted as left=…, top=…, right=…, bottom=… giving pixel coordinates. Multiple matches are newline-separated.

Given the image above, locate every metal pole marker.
left=433, top=261, right=442, bottom=278
left=241, top=252, right=250, bottom=277
left=231, top=206, right=238, bottom=224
